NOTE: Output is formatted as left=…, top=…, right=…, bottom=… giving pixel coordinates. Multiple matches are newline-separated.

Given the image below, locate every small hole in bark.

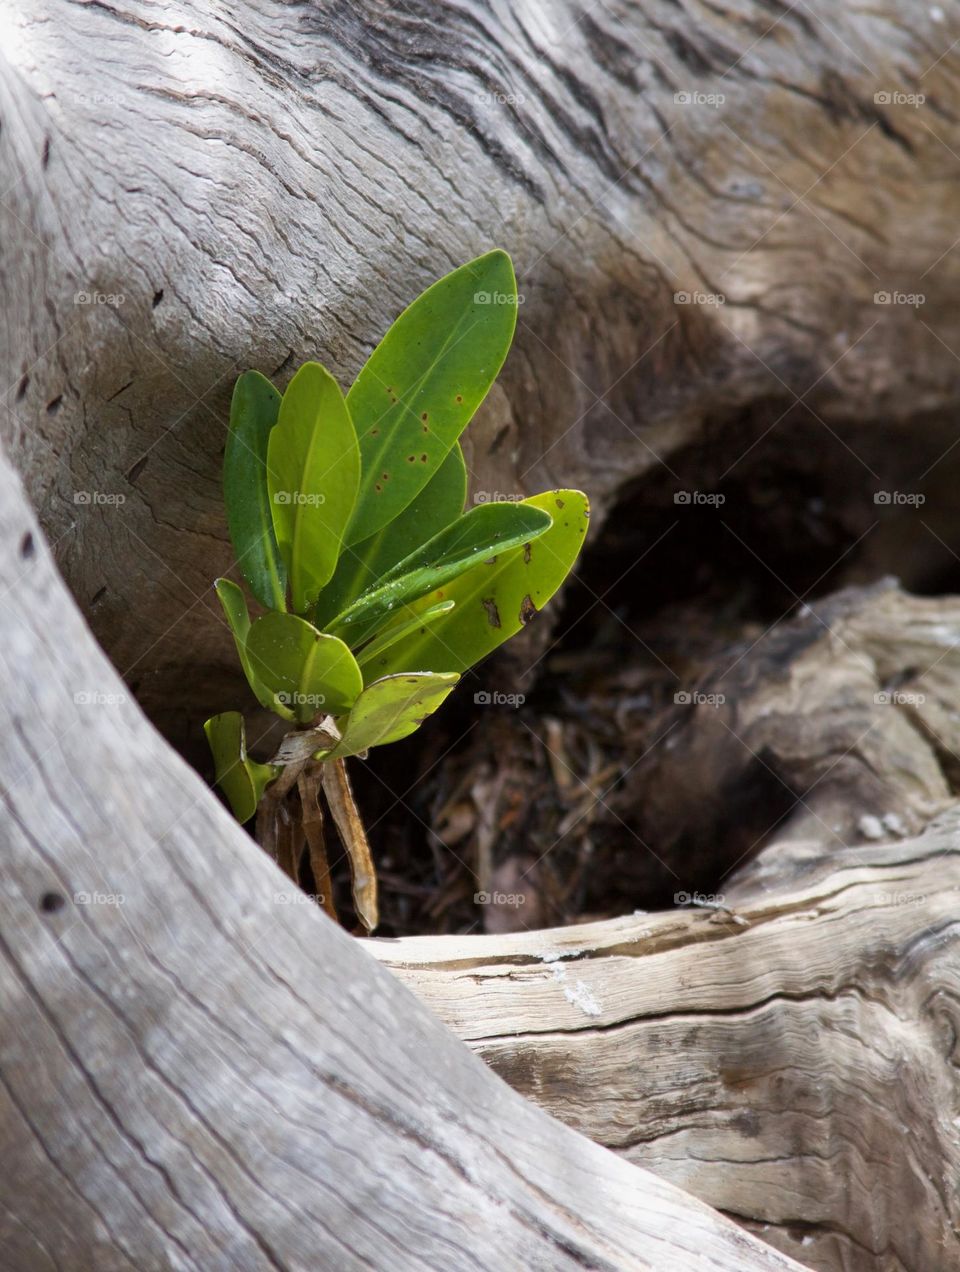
left=271, top=350, right=294, bottom=379
left=152, top=289, right=164, bottom=308
left=41, top=137, right=50, bottom=169
left=40, top=892, right=64, bottom=914
left=46, top=395, right=63, bottom=415
left=15, top=375, right=28, bottom=401
left=19, top=532, right=35, bottom=559
left=490, top=424, right=510, bottom=453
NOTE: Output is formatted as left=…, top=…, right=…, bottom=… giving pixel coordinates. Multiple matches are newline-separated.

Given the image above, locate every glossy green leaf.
left=326, top=672, right=460, bottom=759
left=246, top=611, right=363, bottom=722
left=329, top=502, right=552, bottom=637
left=356, top=600, right=454, bottom=678
left=224, top=371, right=287, bottom=610
left=344, top=250, right=517, bottom=545
left=313, top=443, right=467, bottom=629
left=371, top=490, right=589, bottom=676
left=204, top=711, right=278, bottom=824
left=267, top=362, right=360, bottom=613
left=214, top=578, right=294, bottom=719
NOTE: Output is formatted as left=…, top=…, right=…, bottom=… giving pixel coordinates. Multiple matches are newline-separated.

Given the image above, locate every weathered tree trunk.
left=0, top=447, right=800, bottom=1269
left=365, top=580, right=960, bottom=1270
left=374, top=812, right=960, bottom=1272
left=4, top=4, right=960, bottom=1269
left=2, top=0, right=960, bottom=745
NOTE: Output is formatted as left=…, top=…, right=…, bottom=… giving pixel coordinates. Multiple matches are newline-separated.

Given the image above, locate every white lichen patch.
left=543, top=954, right=602, bottom=1016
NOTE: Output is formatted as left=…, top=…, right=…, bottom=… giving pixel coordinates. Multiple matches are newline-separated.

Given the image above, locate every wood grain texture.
left=1, top=0, right=959, bottom=741
left=0, top=443, right=802, bottom=1270
left=610, top=579, right=960, bottom=888
left=372, top=815, right=960, bottom=1272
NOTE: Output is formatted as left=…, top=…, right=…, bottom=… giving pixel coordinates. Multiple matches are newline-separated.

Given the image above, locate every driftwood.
left=0, top=447, right=803, bottom=1269
left=368, top=580, right=960, bottom=1270
left=3, top=0, right=960, bottom=745
left=411, top=577, right=960, bottom=927
left=4, top=4, right=960, bottom=1269
left=596, top=578, right=960, bottom=897
left=632, top=579, right=960, bottom=857
left=371, top=813, right=960, bottom=1272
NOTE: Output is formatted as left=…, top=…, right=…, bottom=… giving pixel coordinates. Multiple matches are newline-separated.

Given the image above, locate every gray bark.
left=1, top=0, right=959, bottom=739
left=0, top=444, right=800, bottom=1269
left=3, top=4, right=960, bottom=1268
left=376, top=812, right=960, bottom=1272
left=371, top=580, right=960, bottom=1270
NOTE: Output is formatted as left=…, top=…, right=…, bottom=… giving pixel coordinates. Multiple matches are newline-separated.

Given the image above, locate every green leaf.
left=204, top=711, right=278, bottom=824
left=326, top=672, right=460, bottom=759
left=246, top=611, right=363, bottom=722
left=356, top=600, right=454, bottom=678
left=313, top=443, right=467, bottom=629
left=370, top=490, right=589, bottom=676
left=329, top=502, right=552, bottom=637
left=214, top=578, right=295, bottom=720
left=345, top=250, right=516, bottom=546
left=267, top=362, right=360, bottom=613
left=224, top=371, right=288, bottom=611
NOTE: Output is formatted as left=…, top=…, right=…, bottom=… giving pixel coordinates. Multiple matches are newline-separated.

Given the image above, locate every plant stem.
left=321, top=758, right=379, bottom=933
left=298, top=767, right=339, bottom=923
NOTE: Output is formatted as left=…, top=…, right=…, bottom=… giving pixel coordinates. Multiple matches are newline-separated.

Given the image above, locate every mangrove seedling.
left=205, top=250, right=589, bottom=931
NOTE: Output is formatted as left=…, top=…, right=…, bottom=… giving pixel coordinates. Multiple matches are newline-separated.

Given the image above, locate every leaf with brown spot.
left=519, top=594, right=537, bottom=625
left=482, top=598, right=502, bottom=628
left=327, top=671, right=460, bottom=759
left=344, top=250, right=517, bottom=545
left=371, top=490, right=590, bottom=676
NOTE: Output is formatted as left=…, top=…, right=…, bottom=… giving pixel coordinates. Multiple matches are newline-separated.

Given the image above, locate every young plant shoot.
left=205, top=250, right=589, bottom=931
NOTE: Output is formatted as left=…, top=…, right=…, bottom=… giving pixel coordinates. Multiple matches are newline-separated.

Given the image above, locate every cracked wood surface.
left=371, top=815, right=960, bottom=1272
left=0, top=447, right=802, bottom=1269
left=604, top=579, right=960, bottom=891
left=1, top=1, right=960, bottom=742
